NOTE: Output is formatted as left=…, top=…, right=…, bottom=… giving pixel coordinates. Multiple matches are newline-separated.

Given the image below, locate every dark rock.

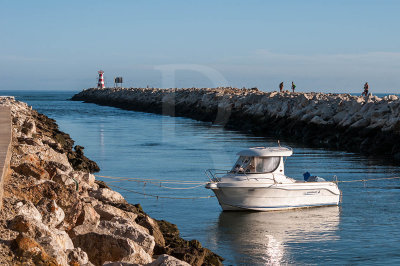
left=12, top=163, right=50, bottom=180
left=156, top=220, right=224, bottom=266
left=95, top=180, right=110, bottom=189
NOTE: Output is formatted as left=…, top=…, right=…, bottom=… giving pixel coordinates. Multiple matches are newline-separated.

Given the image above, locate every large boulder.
left=98, top=217, right=155, bottom=254
left=93, top=202, right=137, bottom=222
left=20, top=180, right=83, bottom=230
left=71, top=231, right=152, bottom=266
left=89, top=188, right=127, bottom=205
left=9, top=201, right=75, bottom=265
left=71, top=215, right=154, bottom=265
left=148, top=254, right=191, bottom=266
left=136, top=215, right=165, bottom=253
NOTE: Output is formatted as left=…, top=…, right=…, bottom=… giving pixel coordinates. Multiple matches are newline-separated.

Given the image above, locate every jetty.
left=72, top=87, right=400, bottom=162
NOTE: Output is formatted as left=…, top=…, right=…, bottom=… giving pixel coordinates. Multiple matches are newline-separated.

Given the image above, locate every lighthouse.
left=97, top=70, right=105, bottom=89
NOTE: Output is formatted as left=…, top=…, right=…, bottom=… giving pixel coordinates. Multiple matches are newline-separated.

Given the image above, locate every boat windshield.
left=255, top=157, right=280, bottom=173
left=231, top=156, right=280, bottom=173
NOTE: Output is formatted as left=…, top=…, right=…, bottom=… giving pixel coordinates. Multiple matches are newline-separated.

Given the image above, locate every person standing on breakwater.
left=362, top=82, right=369, bottom=96
left=279, top=82, right=284, bottom=92
left=291, top=81, right=296, bottom=92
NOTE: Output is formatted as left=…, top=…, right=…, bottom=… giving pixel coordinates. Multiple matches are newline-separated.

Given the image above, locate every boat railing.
left=205, top=169, right=229, bottom=182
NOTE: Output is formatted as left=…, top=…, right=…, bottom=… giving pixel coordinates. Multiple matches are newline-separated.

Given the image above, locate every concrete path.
left=0, top=106, right=12, bottom=209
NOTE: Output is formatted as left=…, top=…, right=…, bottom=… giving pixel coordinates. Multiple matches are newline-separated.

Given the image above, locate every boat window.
left=231, top=156, right=255, bottom=173
left=255, top=157, right=280, bottom=173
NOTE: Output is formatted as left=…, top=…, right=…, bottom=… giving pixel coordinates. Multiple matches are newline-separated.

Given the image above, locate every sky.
left=1, top=0, right=399, bottom=93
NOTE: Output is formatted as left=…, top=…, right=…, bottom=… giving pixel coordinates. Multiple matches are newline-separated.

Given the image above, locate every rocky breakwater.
left=72, top=87, right=400, bottom=161
left=0, top=96, right=222, bottom=265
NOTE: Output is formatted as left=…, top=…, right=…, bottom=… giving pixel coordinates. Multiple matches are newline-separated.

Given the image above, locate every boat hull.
left=207, top=182, right=340, bottom=211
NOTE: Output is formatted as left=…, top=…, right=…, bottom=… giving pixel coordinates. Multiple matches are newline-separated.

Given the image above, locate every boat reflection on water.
left=214, top=207, right=340, bottom=265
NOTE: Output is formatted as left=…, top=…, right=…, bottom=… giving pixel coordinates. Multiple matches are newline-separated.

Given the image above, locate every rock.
left=36, top=198, right=65, bottom=228
left=94, top=202, right=137, bottom=222
left=20, top=180, right=83, bottom=230
left=12, top=163, right=50, bottom=180
left=70, top=171, right=96, bottom=190
left=15, top=201, right=42, bottom=223
left=44, top=160, right=71, bottom=178
left=43, top=138, right=64, bottom=153
left=148, top=254, right=191, bottom=266
left=67, top=247, right=92, bottom=265
left=82, top=172, right=96, bottom=186
left=9, top=202, right=74, bottom=265
left=136, top=215, right=165, bottom=253
left=156, top=220, right=224, bottom=266
left=53, top=170, right=74, bottom=186
left=76, top=203, right=101, bottom=227
left=9, top=215, right=32, bottom=233
left=98, top=217, right=155, bottom=254
left=14, top=234, right=59, bottom=265
left=68, top=145, right=100, bottom=173
left=70, top=216, right=154, bottom=265
left=21, top=118, right=36, bottom=137
left=40, top=229, right=75, bottom=265
left=71, top=231, right=152, bottom=266
left=75, top=145, right=85, bottom=156
left=17, top=136, right=38, bottom=146
left=95, top=180, right=111, bottom=189
left=89, top=188, right=127, bottom=204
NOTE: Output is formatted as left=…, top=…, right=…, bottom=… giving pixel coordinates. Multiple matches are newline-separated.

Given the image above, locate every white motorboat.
left=205, top=146, right=341, bottom=211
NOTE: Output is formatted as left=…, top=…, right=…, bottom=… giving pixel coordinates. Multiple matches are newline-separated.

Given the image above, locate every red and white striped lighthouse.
left=97, top=70, right=105, bottom=89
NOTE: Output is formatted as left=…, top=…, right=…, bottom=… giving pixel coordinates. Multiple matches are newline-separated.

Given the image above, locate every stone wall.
left=72, top=87, right=400, bottom=162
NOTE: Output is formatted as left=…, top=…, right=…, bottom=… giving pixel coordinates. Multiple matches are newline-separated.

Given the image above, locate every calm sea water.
left=4, top=90, right=400, bottom=265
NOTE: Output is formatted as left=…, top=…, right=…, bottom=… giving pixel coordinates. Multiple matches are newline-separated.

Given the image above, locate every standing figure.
left=362, top=82, right=369, bottom=96
left=279, top=82, right=284, bottom=92
left=291, top=81, right=296, bottom=93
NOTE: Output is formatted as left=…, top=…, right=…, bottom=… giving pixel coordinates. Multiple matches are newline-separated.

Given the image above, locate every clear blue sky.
left=1, top=0, right=399, bottom=92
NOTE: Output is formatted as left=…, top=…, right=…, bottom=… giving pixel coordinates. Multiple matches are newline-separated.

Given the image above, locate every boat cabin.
left=231, top=147, right=293, bottom=175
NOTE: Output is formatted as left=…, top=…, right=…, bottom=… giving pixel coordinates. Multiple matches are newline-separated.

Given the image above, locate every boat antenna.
left=278, top=140, right=281, bottom=147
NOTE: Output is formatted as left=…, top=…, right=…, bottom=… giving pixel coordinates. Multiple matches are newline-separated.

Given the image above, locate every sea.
left=3, top=90, right=400, bottom=265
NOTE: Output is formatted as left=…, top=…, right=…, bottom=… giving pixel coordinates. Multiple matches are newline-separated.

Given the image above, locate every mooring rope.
left=95, top=174, right=208, bottom=190
left=335, top=176, right=400, bottom=183
left=95, top=175, right=206, bottom=184
left=106, top=183, right=215, bottom=200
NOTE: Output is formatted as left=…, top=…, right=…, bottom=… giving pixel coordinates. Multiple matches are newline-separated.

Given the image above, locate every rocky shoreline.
left=72, top=87, right=400, bottom=162
left=0, top=97, right=223, bottom=265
